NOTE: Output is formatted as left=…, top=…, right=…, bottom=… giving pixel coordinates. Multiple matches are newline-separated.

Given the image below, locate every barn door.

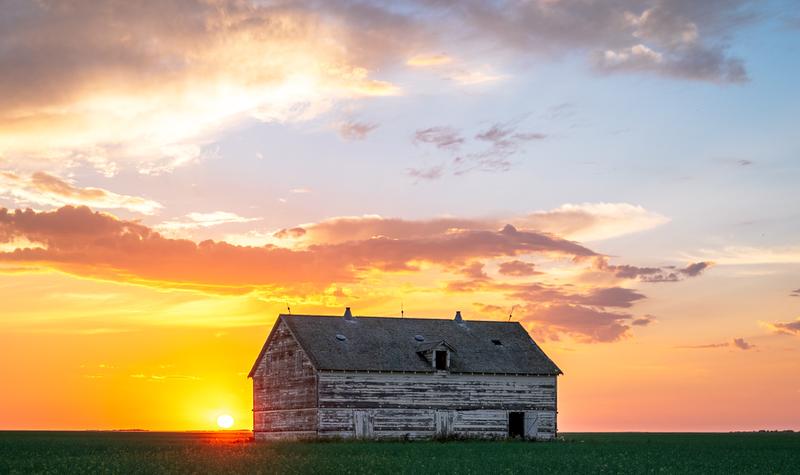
left=524, top=411, right=540, bottom=440
left=353, top=410, right=373, bottom=438
left=435, top=410, right=456, bottom=438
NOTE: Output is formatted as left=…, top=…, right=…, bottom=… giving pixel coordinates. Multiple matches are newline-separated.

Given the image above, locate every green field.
left=1, top=431, right=798, bottom=474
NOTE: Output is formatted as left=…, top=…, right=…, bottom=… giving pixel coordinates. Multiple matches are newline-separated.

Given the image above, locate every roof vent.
left=343, top=307, right=354, bottom=321
left=414, top=334, right=425, bottom=342
left=335, top=334, right=347, bottom=341
left=454, top=310, right=463, bottom=323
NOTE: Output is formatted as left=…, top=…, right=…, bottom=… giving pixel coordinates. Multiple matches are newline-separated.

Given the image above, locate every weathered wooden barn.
left=248, top=308, right=562, bottom=441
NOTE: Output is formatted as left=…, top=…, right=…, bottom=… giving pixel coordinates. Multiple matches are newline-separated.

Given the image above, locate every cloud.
left=677, top=342, right=729, bottom=349
left=459, top=122, right=546, bottom=173
left=407, top=165, right=445, bottom=181
left=456, top=122, right=547, bottom=175
left=457, top=0, right=753, bottom=83
left=0, top=206, right=595, bottom=294
left=685, top=246, right=800, bottom=265
left=156, top=212, right=260, bottom=234
left=1, top=0, right=759, bottom=175
left=514, top=202, right=669, bottom=241
left=472, top=284, right=648, bottom=343
left=596, top=258, right=713, bottom=283
left=790, top=288, right=800, bottom=297
left=412, top=121, right=548, bottom=177
left=338, top=121, right=379, bottom=140
left=631, top=316, right=655, bottom=326
left=497, top=260, right=538, bottom=277
left=0, top=171, right=162, bottom=214
left=732, top=338, right=754, bottom=350
left=768, top=319, right=800, bottom=336
left=413, top=127, right=465, bottom=150
left=271, top=202, right=669, bottom=246
left=289, top=188, right=312, bottom=194
left=522, top=304, right=634, bottom=343
left=678, top=338, right=755, bottom=350
left=0, top=0, right=405, bottom=175
left=406, top=53, right=453, bottom=67
left=0, top=205, right=715, bottom=344
left=448, top=68, right=505, bottom=85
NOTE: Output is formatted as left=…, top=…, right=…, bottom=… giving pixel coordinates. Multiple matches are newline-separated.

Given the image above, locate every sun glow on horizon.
left=216, top=414, right=234, bottom=429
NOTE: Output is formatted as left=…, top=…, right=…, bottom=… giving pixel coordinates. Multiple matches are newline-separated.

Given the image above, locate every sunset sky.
left=1, top=0, right=799, bottom=432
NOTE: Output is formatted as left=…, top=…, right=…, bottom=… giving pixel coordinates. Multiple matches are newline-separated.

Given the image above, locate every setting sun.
left=216, top=414, right=234, bottom=430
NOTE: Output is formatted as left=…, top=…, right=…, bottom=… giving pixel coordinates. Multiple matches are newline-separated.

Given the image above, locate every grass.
left=1, top=431, right=798, bottom=474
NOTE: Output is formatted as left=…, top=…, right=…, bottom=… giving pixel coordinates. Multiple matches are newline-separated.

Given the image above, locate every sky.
left=1, top=0, right=799, bottom=432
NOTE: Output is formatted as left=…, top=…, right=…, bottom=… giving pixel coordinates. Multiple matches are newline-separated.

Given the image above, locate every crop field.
left=1, top=431, right=798, bottom=474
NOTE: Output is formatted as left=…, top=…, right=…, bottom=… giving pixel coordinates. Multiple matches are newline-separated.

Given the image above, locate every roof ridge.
left=279, top=313, right=518, bottom=324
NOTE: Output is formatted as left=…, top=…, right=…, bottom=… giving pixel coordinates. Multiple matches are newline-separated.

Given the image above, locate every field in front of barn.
left=1, top=431, right=798, bottom=474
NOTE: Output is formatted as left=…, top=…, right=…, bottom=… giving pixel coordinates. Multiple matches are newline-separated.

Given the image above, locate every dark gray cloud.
left=678, top=337, right=755, bottom=350
left=434, top=0, right=756, bottom=83
left=631, top=315, right=655, bottom=326
left=771, top=319, right=800, bottom=335
left=598, top=258, right=713, bottom=282
left=732, top=337, right=754, bottom=350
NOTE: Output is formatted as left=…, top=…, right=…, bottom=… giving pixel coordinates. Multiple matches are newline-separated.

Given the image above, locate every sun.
left=216, top=414, right=234, bottom=429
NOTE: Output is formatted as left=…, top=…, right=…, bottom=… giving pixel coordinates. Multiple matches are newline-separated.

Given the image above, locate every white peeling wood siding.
left=252, top=319, right=318, bottom=440
left=316, top=371, right=557, bottom=440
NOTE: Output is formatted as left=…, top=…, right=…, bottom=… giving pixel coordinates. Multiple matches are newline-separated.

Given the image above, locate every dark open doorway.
left=508, top=412, right=524, bottom=438
left=435, top=350, right=447, bottom=370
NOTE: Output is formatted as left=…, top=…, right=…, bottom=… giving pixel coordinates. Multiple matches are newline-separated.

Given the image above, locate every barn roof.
left=250, top=313, right=562, bottom=376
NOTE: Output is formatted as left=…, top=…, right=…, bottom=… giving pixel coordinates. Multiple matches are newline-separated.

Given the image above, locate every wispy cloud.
left=678, top=338, right=755, bottom=350
left=406, top=53, right=453, bottom=67
left=411, top=121, right=548, bottom=178
left=407, top=165, right=445, bottom=181
left=156, top=212, right=260, bottom=233
left=596, top=259, right=713, bottom=283
left=338, top=121, right=379, bottom=141
left=413, top=127, right=465, bottom=150
left=766, top=319, right=800, bottom=336
left=0, top=171, right=162, bottom=214
left=685, top=246, right=800, bottom=266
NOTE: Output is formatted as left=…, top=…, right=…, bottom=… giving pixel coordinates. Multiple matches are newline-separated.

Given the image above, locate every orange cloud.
left=0, top=205, right=715, bottom=343
left=0, top=206, right=592, bottom=294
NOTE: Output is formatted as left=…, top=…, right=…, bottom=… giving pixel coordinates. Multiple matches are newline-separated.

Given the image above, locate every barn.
left=248, top=308, right=562, bottom=441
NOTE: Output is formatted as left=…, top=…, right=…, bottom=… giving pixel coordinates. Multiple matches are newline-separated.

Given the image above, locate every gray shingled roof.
left=264, top=314, right=561, bottom=375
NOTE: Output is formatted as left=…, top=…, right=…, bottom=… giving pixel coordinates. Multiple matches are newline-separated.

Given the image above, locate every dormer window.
left=435, top=350, right=448, bottom=370
left=416, top=339, right=455, bottom=371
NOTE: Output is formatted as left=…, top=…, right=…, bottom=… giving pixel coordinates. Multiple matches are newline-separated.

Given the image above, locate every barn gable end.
left=251, top=317, right=318, bottom=440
